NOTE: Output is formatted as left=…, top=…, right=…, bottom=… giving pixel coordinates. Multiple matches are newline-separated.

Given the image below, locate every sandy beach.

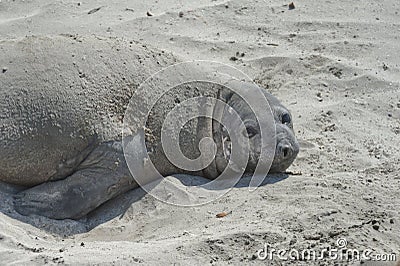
left=0, top=0, right=399, bottom=265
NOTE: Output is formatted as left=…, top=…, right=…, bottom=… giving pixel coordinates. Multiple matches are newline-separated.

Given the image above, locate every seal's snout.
left=270, top=135, right=299, bottom=173
left=277, top=141, right=294, bottom=159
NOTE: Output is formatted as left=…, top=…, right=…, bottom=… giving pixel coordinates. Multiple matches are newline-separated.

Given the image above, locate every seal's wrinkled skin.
left=0, top=36, right=299, bottom=220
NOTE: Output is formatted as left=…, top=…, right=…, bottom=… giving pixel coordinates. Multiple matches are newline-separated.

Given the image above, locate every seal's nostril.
left=278, top=142, right=292, bottom=159
left=283, top=146, right=290, bottom=158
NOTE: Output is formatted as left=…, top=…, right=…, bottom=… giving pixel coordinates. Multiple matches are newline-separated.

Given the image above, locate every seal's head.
left=212, top=83, right=299, bottom=176
left=262, top=92, right=299, bottom=173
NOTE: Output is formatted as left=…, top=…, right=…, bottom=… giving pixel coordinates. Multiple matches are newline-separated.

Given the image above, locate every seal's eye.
left=281, top=113, right=291, bottom=125
left=245, top=125, right=258, bottom=138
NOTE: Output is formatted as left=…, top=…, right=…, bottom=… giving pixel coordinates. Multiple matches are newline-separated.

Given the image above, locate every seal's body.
left=1, top=36, right=299, bottom=219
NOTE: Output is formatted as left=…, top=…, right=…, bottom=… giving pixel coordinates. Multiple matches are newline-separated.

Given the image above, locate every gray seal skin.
left=0, top=36, right=299, bottom=220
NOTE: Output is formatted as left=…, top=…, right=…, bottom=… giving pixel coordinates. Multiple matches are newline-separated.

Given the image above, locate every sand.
left=0, top=0, right=399, bottom=265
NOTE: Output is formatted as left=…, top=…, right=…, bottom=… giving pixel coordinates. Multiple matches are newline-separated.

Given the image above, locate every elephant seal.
left=0, top=36, right=299, bottom=220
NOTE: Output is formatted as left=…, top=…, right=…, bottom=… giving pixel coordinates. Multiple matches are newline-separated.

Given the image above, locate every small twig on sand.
left=88, top=6, right=102, bottom=15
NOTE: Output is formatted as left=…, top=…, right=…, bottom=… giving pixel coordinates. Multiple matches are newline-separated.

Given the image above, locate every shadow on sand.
left=0, top=173, right=288, bottom=236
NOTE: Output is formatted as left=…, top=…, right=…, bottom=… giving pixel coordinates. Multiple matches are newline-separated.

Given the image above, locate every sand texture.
left=0, top=0, right=399, bottom=265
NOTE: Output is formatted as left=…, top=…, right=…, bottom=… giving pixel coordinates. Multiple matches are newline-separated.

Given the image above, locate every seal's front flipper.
left=14, top=141, right=137, bottom=220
